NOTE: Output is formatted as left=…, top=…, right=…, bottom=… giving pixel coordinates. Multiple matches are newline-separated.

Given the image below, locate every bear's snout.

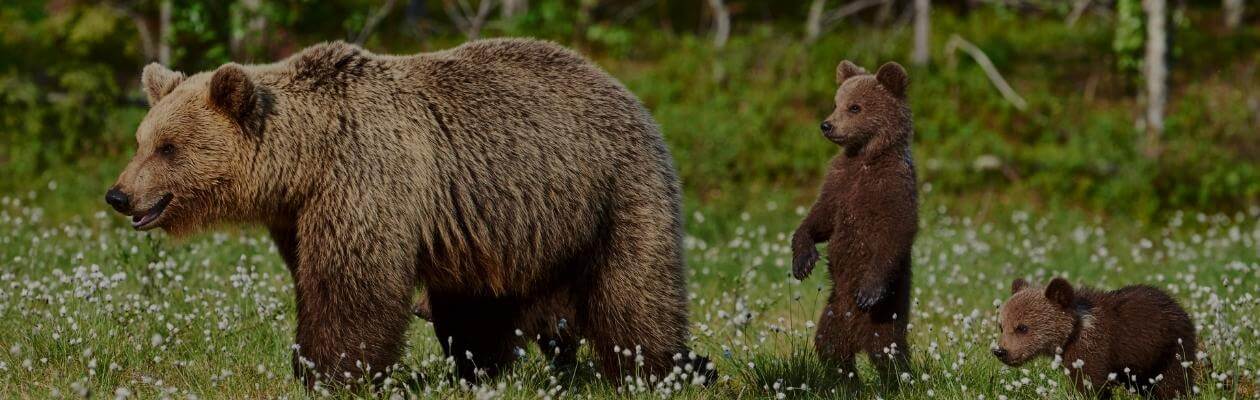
left=991, top=347, right=1009, bottom=361
left=820, top=121, right=834, bottom=135
left=105, top=186, right=131, bottom=214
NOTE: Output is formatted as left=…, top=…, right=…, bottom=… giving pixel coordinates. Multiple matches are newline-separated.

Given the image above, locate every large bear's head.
left=820, top=60, right=911, bottom=155
left=106, top=62, right=263, bottom=235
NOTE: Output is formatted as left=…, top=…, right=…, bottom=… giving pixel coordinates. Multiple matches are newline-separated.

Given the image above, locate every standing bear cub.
left=996, top=278, right=1197, bottom=399
left=105, top=39, right=713, bottom=387
left=792, top=60, right=918, bottom=383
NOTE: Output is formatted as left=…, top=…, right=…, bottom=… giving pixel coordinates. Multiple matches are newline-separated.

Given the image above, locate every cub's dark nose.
left=991, top=348, right=1008, bottom=359
left=820, top=121, right=834, bottom=134
left=105, top=187, right=131, bottom=213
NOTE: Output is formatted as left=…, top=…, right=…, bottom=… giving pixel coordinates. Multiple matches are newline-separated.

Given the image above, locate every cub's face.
left=993, top=278, right=1077, bottom=366
left=821, top=60, right=909, bottom=152
left=106, top=63, right=255, bottom=235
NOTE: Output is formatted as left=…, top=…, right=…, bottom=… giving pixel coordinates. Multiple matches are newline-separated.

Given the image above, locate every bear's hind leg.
left=815, top=296, right=861, bottom=385
left=863, top=272, right=912, bottom=386
left=577, top=202, right=709, bottom=383
left=428, top=293, right=525, bottom=383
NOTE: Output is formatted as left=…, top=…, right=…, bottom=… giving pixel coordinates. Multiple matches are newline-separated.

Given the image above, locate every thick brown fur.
left=109, top=39, right=712, bottom=387
left=997, top=278, right=1197, bottom=399
left=791, top=60, right=918, bottom=384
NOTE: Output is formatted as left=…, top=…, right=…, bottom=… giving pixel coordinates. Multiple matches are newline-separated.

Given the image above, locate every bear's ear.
left=1044, top=278, right=1074, bottom=309
left=836, top=60, right=866, bottom=85
left=141, top=63, right=185, bottom=106
left=876, top=62, right=909, bottom=98
left=208, top=63, right=257, bottom=123
left=1011, top=278, right=1029, bottom=294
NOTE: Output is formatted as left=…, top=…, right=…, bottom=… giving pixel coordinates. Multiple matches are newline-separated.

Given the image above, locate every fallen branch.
left=944, top=34, right=1028, bottom=111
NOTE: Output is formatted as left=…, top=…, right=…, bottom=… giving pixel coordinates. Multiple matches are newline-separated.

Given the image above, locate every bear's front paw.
left=854, top=285, right=887, bottom=311
left=792, top=248, right=820, bottom=280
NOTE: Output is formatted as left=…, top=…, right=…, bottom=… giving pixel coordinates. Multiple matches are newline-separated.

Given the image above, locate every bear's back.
left=1092, top=285, right=1195, bottom=370
left=361, top=39, right=671, bottom=293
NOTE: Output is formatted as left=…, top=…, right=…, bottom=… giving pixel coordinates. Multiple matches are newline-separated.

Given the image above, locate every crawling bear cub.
left=996, top=278, right=1197, bottom=399
left=792, top=60, right=918, bottom=382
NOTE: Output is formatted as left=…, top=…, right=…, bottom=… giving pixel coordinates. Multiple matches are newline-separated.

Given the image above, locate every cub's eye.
left=158, top=143, right=176, bottom=157
left=848, top=104, right=861, bottom=114
left=1015, top=324, right=1028, bottom=334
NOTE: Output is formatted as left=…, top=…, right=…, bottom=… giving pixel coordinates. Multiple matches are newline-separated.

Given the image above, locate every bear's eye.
left=848, top=104, right=861, bottom=114
left=1015, top=324, right=1028, bottom=334
left=158, top=143, right=176, bottom=157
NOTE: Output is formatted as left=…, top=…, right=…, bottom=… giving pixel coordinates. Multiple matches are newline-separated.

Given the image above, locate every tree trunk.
left=1224, top=0, right=1244, bottom=30
left=706, top=0, right=730, bottom=49
left=806, top=0, right=825, bottom=43
left=912, top=0, right=930, bottom=66
left=158, top=0, right=171, bottom=66
left=1142, top=0, right=1167, bottom=158
left=501, top=0, right=527, bottom=18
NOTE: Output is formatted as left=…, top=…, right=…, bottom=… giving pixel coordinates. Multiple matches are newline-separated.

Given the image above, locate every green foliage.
left=0, top=2, right=145, bottom=176
left=1113, top=0, right=1144, bottom=78
left=0, top=2, right=1257, bottom=216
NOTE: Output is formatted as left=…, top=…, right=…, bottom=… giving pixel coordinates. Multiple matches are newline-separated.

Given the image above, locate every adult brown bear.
left=105, top=39, right=708, bottom=387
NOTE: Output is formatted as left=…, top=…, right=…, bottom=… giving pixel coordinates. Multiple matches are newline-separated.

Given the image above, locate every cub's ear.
left=1011, top=278, right=1029, bottom=294
left=836, top=60, right=866, bottom=85
left=141, top=63, right=186, bottom=106
left=1044, top=278, right=1074, bottom=309
left=209, top=63, right=257, bottom=122
left=875, top=61, right=909, bottom=98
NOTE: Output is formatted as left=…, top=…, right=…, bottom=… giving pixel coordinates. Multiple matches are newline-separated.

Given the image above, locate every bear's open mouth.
left=132, top=193, right=173, bottom=229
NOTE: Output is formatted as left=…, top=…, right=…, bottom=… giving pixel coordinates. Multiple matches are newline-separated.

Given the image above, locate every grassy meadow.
left=1, top=2, right=1259, bottom=399
left=0, top=177, right=1257, bottom=399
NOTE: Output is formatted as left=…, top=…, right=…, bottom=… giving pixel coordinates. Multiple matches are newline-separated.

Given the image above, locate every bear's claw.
left=792, top=248, right=820, bottom=280
left=855, top=286, right=887, bottom=310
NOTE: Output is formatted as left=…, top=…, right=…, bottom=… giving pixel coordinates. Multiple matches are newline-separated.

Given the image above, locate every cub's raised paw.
left=792, top=248, right=820, bottom=280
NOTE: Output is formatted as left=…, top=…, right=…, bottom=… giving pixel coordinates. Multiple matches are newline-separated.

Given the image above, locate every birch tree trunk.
left=1224, top=0, right=1244, bottom=30
left=1142, top=0, right=1167, bottom=158
left=158, top=0, right=171, bottom=66
left=912, top=0, right=930, bottom=66
left=806, top=0, right=825, bottom=43
left=706, top=0, right=730, bottom=49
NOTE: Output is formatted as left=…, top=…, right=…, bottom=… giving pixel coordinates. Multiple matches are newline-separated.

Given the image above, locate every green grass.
left=0, top=177, right=1256, bottom=399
